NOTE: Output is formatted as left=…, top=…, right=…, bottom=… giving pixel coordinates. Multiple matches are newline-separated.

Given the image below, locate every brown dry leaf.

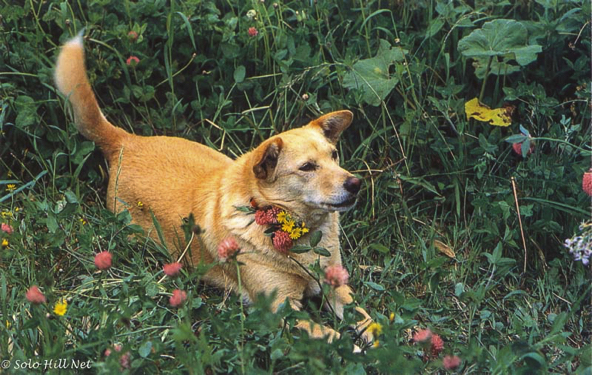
left=433, top=239, right=455, bottom=258
left=465, top=97, right=512, bottom=126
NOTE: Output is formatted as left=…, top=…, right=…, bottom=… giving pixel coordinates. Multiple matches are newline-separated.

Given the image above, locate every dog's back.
left=55, top=34, right=232, bottom=252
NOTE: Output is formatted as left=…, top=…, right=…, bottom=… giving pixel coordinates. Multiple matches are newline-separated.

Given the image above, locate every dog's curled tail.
left=55, top=33, right=126, bottom=152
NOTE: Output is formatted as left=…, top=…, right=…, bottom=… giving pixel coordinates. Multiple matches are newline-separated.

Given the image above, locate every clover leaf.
left=343, top=39, right=407, bottom=106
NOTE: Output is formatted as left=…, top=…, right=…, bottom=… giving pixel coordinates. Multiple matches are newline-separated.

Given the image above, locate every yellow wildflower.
left=389, top=312, right=395, bottom=322
left=5, top=320, right=10, bottom=329
left=137, top=201, right=144, bottom=209
left=277, top=211, right=289, bottom=224
left=281, top=220, right=295, bottom=233
left=0, top=211, right=10, bottom=218
left=1, top=239, right=8, bottom=248
left=53, top=299, right=68, bottom=316
left=79, top=218, right=87, bottom=225
left=368, top=322, right=383, bottom=337
left=6, top=184, right=16, bottom=192
left=373, top=340, right=380, bottom=348
left=301, top=222, right=309, bottom=235
left=289, top=227, right=302, bottom=240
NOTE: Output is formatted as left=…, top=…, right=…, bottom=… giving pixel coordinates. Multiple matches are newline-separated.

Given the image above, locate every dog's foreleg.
left=326, top=285, right=374, bottom=344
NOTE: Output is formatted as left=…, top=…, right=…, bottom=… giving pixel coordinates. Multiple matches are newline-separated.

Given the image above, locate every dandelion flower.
left=53, top=299, right=68, bottom=316
left=26, top=286, right=46, bottom=304
left=1, top=239, right=8, bottom=248
left=281, top=220, right=295, bottom=233
left=169, top=289, right=187, bottom=307
left=324, top=265, right=349, bottom=287
left=443, top=355, right=461, bottom=370
left=1, top=223, right=13, bottom=234
left=163, top=262, right=182, bottom=277
left=5, top=184, right=16, bottom=192
left=276, top=210, right=288, bottom=224
left=389, top=312, right=395, bottom=322
left=94, top=251, right=112, bottom=270
left=367, top=322, right=383, bottom=337
left=289, top=227, right=302, bottom=240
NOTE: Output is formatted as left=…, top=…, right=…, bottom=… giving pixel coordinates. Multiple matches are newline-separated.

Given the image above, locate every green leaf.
left=426, top=17, right=444, bottom=37
left=313, top=247, right=331, bottom=257
left=14, top=95, right=38, bottom=129
left=472, top=56, right=521, bottom=79
left=234, top=65, right=246, bottom=83
left=364, top=281, right=385, bottom=291
left=138, top=341, right=153, bottom=358
left=370, top=243, right=390, bottom=254
left=458, top=20, right=542, bottom=77
left=343, top=39, right=406, bottom=106
left=309, top=230, right=323, bottom=247
left=289, top=245, right=311, bottom=254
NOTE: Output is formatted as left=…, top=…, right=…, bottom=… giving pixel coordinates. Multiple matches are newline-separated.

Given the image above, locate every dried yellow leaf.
left=465, top=97, right=512, bottom=127
left=433, top=239, right=455, bottom=258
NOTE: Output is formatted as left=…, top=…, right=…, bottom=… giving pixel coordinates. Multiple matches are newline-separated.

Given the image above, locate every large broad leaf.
left=343, top=39, right=406, bottom=106
left=458, top=19, right=542, bottom=77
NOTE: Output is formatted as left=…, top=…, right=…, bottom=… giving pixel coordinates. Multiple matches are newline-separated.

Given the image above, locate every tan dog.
left=54, top=35, right=373, bottom=346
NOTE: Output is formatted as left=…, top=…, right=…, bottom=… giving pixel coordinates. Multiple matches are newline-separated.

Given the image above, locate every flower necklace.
left=237, top=199, right=310, bottom=254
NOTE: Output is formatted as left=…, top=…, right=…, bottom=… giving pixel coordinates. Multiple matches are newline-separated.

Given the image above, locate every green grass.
left=0, top=0, right=590, bottom=373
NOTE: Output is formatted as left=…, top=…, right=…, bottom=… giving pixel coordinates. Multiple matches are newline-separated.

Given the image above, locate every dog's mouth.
left=324, top=196, right=357, bottom=211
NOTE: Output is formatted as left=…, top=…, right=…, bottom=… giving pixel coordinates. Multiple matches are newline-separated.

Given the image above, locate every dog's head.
left=250, top=110, right=361, bottom=215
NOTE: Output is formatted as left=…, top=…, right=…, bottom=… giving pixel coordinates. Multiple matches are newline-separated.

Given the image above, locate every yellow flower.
left=277, top=211, right=288, bottom=224
left=1, top=211, right=11, bottom=218
left=5, top=320, right=10, bottom=329
left=53, top=299, right=68, bottom=316
left=289, top=228, right=302, bottom=240
left=389, top=312, right=395, bottom=322
left=281, top=220, right=295, bottom=233
left=373, top=340, right=380, bottom=348
left=1, top=239, right=8, bottom=248
left=301, top=222, right=309, bottom=235
left=137, top=201, right=144, bottom=209
left=368, top=322, right=383, bottom=337
left=5, top=184, right=16, bottom=192
left=79, top=218, right=87, bottom=225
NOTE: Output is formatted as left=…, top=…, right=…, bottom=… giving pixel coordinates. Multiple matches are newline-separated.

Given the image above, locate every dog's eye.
left=299, top=162, right=317, bottom=172
left=331, top=150, right=339, bottom=160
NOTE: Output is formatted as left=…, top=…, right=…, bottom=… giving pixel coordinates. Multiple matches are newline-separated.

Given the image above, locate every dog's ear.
left=253, top=137, right=284, bottom=180
left=308, top=110, right=353, bottom=144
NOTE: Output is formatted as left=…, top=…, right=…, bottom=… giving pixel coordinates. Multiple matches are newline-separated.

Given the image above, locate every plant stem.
left=479, top=56, right=493, bottom=103
left=236, top=261, right=246, bottom=374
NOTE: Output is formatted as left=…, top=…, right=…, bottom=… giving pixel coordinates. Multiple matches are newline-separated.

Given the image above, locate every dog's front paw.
left=359, top=327, right=374, bottom=344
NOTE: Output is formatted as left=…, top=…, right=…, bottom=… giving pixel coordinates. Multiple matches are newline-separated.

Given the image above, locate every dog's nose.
left=344, top=177, right=361, bottom=195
